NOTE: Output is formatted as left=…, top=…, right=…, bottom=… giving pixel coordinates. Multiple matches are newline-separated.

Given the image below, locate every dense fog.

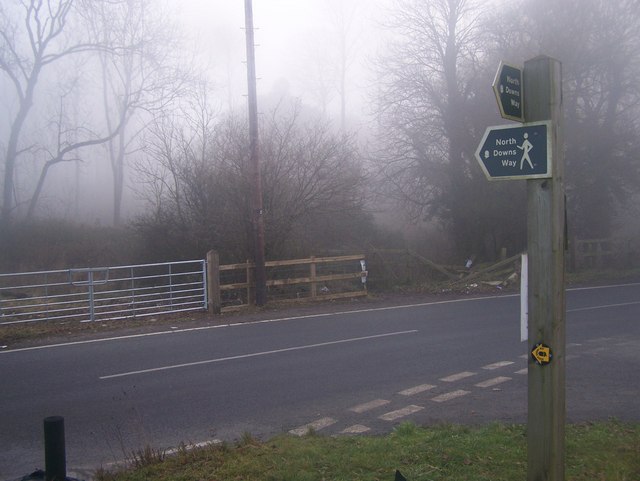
left=1, top=0, right=639, bottom=269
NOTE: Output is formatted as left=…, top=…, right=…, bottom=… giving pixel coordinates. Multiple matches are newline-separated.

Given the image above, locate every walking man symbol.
left=518, top=133, right=534, bottom=170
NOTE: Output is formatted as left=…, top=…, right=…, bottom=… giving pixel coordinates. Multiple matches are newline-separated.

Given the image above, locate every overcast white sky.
left=172, top=0, right=387, bottom=120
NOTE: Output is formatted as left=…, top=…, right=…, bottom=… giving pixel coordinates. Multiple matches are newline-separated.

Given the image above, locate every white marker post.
left=520, top=253, right=528, bottom=342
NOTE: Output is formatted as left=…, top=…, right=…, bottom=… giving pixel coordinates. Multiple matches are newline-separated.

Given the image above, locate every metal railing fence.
left=0, top=260, right=207, bottom=325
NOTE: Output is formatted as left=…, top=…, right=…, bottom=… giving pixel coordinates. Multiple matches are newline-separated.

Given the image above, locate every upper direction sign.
left=493, top=62, right=523, bottom=122
left=475, top=121, right=552, bottom=180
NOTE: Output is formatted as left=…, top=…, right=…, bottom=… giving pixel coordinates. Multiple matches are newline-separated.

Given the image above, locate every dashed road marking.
left=482, top=361, right=514, bottom=370
left=431, top=390, right=470, bottom=403
left=341, top=424, right=371, bottom=434
left=514, top=368, right=528, bottom=375
left=519, top=354, right=528, bottom=359
left=475, top=376, right=511, bottom=388
left=398, top=384, right=436, bottom=396
left=379, top=405, right=424, bottom=421
left=440, top=371, right=476, bottom=382
left=586, top=337, right=615, bottom=343
left=289, top=417, right=337, bottom=436
left=586, top=348, right=606, bottom=354
left=349, top=399, right=390, bottom=413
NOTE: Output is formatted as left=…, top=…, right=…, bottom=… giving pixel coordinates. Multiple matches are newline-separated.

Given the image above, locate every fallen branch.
left=449, top=253, right=522, bottom=285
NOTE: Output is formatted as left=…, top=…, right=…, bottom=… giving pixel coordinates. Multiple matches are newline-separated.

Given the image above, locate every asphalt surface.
left=1, top=283, right=639, bottom=480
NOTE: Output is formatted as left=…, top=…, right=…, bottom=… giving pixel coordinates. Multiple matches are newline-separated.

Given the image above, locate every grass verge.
left=0, top=311, right=209, bottom=347
left=96, top=421, right=639, bottom=481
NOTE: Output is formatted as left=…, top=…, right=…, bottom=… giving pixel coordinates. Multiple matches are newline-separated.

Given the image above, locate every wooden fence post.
left=310, top=256, right=317, bottom=298
left=206, top=250, right=221, bottom=315
left=246, top=260, right=255, bottom=305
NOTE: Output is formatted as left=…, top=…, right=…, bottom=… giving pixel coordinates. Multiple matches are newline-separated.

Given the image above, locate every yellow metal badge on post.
left=531, top=343, right=552, bottom=366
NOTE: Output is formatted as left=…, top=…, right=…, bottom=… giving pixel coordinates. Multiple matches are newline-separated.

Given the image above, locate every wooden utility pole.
left=244, top=0, right=267, bottom=306
left=525, top=56, right=565, bottom=481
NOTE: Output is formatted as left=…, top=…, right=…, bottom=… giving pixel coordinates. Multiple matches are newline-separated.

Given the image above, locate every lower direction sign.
left=475, top=121, right=552, bottom=180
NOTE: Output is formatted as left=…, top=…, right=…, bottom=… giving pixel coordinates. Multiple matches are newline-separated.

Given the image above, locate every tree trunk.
left=26, top=160, right=55, bottom=219
left=2, top=72, right=40, bottom=223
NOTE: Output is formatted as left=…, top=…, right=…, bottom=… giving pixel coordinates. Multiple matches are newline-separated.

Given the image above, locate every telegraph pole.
left=244, top=0, right=267, bottom=306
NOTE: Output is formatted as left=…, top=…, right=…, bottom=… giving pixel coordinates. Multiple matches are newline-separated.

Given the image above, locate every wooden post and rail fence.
left=207, top=238, right=637, bottom=315
left=206, top=251, right=368, bottom=314
left=570, top=238, right=636, bottom=270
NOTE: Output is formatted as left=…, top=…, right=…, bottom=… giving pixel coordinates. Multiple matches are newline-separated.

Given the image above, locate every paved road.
left=1, top=283, right=639, bottom=479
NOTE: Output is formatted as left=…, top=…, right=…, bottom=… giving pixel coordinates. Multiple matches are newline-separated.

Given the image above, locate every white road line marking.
left=431, top=390, right=470, bottom=403
left=440, top=371, right=476, bottom=382
left=568, top=301, right=640, bottom=312
left=568, top=282, right=640, bottom=291
left=379, top=405, right=423, bottom=421
left=586, top=348, right=606, bottom=354
left=164, top=439, right=222, bottom=456
left=4, top=281, right=637, bottom=354
left=514, top=368, right=528, bottom=375
left=99, top=330, right=418, bottom=379
left=349, top=399, right=390, bottom=413
left=341, top=424, right=371, bottom=434
left=482, top=361, right=514, bottom=370
left=586, top=337, right=615, bottom=343
left=475, top=376, right=512, bottom=388
left=519, top=354, right=528, bottom=359
left=289, top=417, right=337, bottom=436
left=567, top=343, right=582, bottom=347
left=565, top=354, right=579, bottom=361
left=94, top=438, right=223, bottom=470
left=2, top=297, right=503, bottom=353
left=398, top=384, right=436, bottom=396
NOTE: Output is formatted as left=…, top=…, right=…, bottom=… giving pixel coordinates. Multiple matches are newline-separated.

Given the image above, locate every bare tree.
left=133, top=86, right=223, bottom=258
left=325, top=0, right=362, bottom=130
left=258, top=101, right=368, bottom=256
left=135, top=97, right=371, bottom=261
left=372, top=0, right=494, bottom=257
left=0, top=0, right=114, bottom=224
left=491, top=0, right=640, bottom=239
left=89, top=0, right=190, bottom=225
left=292, top=1, right=363, bottom=126
left=295, top=30, right=337, bottom=118
left=25, top=90, right=119, bottom=218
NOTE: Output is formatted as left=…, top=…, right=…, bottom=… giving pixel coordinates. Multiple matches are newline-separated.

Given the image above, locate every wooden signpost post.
left=524, top=56, right=565, bottom=481
left=476, top=55, right=566, bottom=481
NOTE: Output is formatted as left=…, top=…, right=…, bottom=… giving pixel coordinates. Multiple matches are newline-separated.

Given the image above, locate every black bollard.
left=394, top=470, right=408, bottom=481
left=43, top=416, right=66, bottom=481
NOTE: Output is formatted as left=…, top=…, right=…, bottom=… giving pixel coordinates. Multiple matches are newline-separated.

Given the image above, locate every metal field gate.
left=0, top=260, right=207, bottom=325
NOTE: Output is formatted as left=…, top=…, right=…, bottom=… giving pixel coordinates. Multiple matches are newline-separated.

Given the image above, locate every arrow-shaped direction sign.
left=493, top=62, right=523, bottom=122
left=531, top=342, right=553, bottom=366
left=475, top=121, right=552, bottom=180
